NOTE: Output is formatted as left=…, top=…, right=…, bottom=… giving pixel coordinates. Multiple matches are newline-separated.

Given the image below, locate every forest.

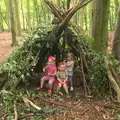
left=0, top=0, right=120, bottom=119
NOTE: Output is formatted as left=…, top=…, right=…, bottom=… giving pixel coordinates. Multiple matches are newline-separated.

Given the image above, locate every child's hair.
left=57, top=62, right=65, bottom=67
left=68, top=55, right=73, bottom=60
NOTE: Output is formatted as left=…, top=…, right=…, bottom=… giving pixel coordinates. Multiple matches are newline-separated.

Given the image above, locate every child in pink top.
left=36, top=56, right=57, bottom=94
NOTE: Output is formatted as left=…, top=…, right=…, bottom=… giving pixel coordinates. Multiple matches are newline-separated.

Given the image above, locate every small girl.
left=56, top=62, right=69, bottom=94
left=36, top=56, right=57, bottom=94
left=66, top=53, right=74, bottom=91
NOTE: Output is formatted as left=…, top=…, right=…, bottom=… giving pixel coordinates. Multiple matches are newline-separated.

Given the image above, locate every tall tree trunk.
left=57, top=0, right=61, bottom=7
left=113, top=4, right=120, bottom=60
left=67, top=0, right=71, bottom=9
left=92, top=0, right=110, bottom=53
left=4, top=0, right=10, bottom=31
left=21, top=0, right=25, bottom=30
left=8, top=0, right=17, bottom=46
left=33, top=0, right=38, bottom=26
left=88, top=2, right=92, bottom=36
left=0, top=6, right=4, bottom=32
left=27, top=0, right=31, bottom=31
left=14, top=0, right=21, bottom=36
left=84, top=7, right=88, bottom=31
left=114, top=0, right=119, bottom=21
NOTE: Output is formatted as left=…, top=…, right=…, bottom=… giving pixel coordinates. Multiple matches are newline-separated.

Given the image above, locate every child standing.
left=66, top=53, right=74, bottom=91
left=56, top=62, right=69, bottom=94
left=36, top=56, right=57, bottom=94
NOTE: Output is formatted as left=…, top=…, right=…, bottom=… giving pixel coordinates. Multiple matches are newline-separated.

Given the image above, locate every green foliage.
left=87, top=53, right=109, bottom=98
left=75, top=34, right=109, bottom=98
left=0, top=23, right=54, bottom=91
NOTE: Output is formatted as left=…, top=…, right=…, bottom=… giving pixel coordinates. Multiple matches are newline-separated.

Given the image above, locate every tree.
left=0, top=6, right=4, bottom=32
left=113, top=4, right=120, bottom=60
left=14, top=0, right=21, bottom=36
left=92, top=0, right=110, bottom=53
left=57, top=0, right=61, bottom=7
left=27, top=0, right=31, bottom=31
left=21, top=0, right=25, bottom=30
left=4, top=0, right=10, bottom=31
left=9, top=0, right=16, bottom=46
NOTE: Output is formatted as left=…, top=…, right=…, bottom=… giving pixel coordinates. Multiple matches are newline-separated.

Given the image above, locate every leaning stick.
left=14, top=103, right=18, bottom=120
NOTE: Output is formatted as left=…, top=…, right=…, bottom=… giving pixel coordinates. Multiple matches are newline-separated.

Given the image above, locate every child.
left=36, top=56, right=57, bottom=94
left=66, top=53, right=74, bottom=91
left=56, top=62, right=69, bottom=94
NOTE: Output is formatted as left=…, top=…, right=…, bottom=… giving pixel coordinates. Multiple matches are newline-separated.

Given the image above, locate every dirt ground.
left=0, top=32, right=15, bottom=63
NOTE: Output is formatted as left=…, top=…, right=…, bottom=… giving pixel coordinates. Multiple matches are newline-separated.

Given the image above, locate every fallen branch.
left=23, top=97, right=41, bottom=111
left=18, top=113, right=35, bottom=120
left=73, top=100, right=83, bottom=108
left=0, top=114, right=8, bottom=119
left=14, top=103, right=18, bottom=120
left=39, top=97, right=71, bottom=108
left=81, top=106, right=92, bottom=116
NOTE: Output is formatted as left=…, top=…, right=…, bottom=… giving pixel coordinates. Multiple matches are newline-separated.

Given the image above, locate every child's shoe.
left=35, top=87, right=41, bottom=91
left=70, top=87, right=74, bottom=91
left=48, top=89, right=52, bottom=95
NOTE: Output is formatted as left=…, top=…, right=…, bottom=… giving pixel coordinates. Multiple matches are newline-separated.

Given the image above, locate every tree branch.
left=14, top=103, right=18, bottom=120
left=44, top=0, right=63, bottom=21
left=104, top=57, right=120, bottom=102
left=59, top=0, right=92, bottom=27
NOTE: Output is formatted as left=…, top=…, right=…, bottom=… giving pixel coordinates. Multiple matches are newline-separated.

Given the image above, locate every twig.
left=78, top=45, right=88, bottom=97
left=23, top=97, right=41, bottom=110
left=26, top=89, right=30, bottom=97
left=74, top=100, right=83, bottom=108
left=14, top=103, right=18, bottom=120
left=66, top=114, right=75, bottom=119
left=18, top=113, right=35, bottom=120
left=81, top=106, right=92, bottom=116
left=0, top=114, right=8, bottom=119
left=39, top=97, right=72, bottom=108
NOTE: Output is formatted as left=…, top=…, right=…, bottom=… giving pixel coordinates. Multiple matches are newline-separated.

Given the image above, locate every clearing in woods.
left=0, top=32, right=119, bottom=120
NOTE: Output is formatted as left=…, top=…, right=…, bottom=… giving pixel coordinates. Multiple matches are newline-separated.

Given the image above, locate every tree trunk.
left=92, top=0, right=110, bottom=53
left=27, top=0, right=31, bottom=31
left=57, top=0, right=61, bottom=7
left=67, top=0, right=71, bottom=9
left=84, top=7, right=88, bottom=31
left=0, top=6, right=4, bottom=32
left=21, top=0, right=25, bottom=30
left=33, top=0, right=38, bottom=26
left=14, top=0, right=21, bottom=36
left=4, top=0, right=10, bottom=31
left=114, top=0, right=119, bottom=25
left=9, top=0, right=17, bottom=46
left=88, top=2, right=92, bottom=36
left=113, top=4, right=120, bottom=60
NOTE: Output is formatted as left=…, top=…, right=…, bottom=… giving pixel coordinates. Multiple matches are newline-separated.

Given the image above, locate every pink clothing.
left=43, top=65, right=57, bottom=76
left=48, top=56, right=55, bottom=61
left=41, top=76, right=55, bottom=84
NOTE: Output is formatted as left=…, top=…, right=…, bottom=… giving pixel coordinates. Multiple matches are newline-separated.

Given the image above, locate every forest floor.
left=0, top=88, right=120, bottom=120
left=0, top=31, right=119, bottom=120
